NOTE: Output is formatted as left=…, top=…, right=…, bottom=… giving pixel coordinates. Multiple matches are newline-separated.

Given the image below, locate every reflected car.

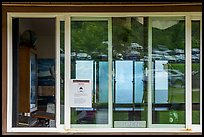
left=152, top=54, right=163, bottom=60
left=192, top=54, right=200, bottom=63
left=144, top=69, right=184, bottom=88
left=98, top=54, right=108, bottom=60
left=175, top=54, right=185, bottom=63
left=124, top=53, right=140, bottom=60
left=167, top=69, right=184, bottom=87
left=76, top=53, right=92, bottom=60
left=163, top=55, right=177, bottom=63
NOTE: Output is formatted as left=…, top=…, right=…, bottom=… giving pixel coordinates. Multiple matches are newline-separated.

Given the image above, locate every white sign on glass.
left=70, top=79, right=92, bottom=107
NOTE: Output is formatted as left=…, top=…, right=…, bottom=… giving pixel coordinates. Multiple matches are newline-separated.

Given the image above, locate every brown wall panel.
left=2, top=7, right=7, bottom=135
left=1, top=5, right=202, bottom=12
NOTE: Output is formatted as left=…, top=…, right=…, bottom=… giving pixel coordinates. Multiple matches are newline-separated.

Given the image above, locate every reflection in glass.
left=60, top=21, right=65, bottom=124
left=192, top=21, right=200, bottom=124
left=135, top=62, right=144, bottom=103
left=99, top=62, right=108, bottom=103
left=112, top=17, right=147, bottom=127
left=76, top=61, right=94, bottom=82
left=115, top=61, right=133, bottom=104
left=71, top=21, right=108, bottom=124
left=154, top=60, right=168, bottom=104
left=152, top=18, right=185, bottom=124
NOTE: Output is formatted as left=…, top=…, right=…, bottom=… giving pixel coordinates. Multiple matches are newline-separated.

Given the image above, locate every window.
left=151, top=17, right=185, bottom=125
left=70, top=20, right=109, bottom=125
left=112, top=17, right=147, bottom=128
left=11, top=18, right=56, bottom=128
left=7, top=13, right=202, bottom=133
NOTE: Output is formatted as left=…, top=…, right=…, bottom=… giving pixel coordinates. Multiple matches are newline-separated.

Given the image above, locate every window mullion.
left=64, top=15, right=71, bottom=130
left=185, top=15, right=192, bottom=130
left=108, top=17, right=113, bottom=128
left=199, top=18, right=202, bottom=127
left=147, top=17, right=153, bottom=128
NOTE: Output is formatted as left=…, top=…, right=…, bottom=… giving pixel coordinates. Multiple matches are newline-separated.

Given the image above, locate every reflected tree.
left=71, top=21, right=108, bottom=60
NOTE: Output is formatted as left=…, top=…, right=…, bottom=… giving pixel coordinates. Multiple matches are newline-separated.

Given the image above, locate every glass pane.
left=115, top=61, right=133, bottom=104
left=152, top=17, right=185, bottom=124
left=135, top=62, right=145, bottom=104
left=154, top=60, right=168, bottom=104
left=70, top=21, right=108, bottom=124
left=14, top=18, right=56, bottom=127
left=60, top=21, right=65, bottom=124
left=112, top=17, right=148, bottom=128
left=192, top=20, right=200, bottom=124
left=99, top=62, right=108, bottom=103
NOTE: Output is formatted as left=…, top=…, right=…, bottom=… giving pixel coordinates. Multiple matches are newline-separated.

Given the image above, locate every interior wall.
left=19, top=18, right=55, bottom=59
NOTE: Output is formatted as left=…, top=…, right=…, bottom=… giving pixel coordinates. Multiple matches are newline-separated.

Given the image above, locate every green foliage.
left=62, top=18, right=200, bottom=58
left=112, top=17, right=145, bottom=57
left=169, top=63, right=185, bottom=73
left=71, top=21, right=108, bottom=56
left=153, top=20, right=185, bottom=50
left=192, top=21, right=200, bottom=48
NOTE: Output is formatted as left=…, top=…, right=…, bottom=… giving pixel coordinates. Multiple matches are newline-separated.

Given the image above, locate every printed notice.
left=70, top=79, right=92, bottom=107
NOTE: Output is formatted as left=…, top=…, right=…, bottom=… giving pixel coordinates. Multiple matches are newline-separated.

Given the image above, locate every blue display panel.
left=115, top=61, right=133, bottom=104
left=99, top=61, right=108, bottom=103
left=155, top=60, right=168, bottom=104
left=76, top=60, right=94, bottom=83
left=134, top=62, right=144, bottom=103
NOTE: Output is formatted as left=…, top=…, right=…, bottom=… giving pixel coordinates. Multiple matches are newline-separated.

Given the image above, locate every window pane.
left=60, top=21, right=65, bottom=124
left=192, top=20, right=200, bottom=124
left=115, top=61, right=133, bottom=104
left=14, top=18, right=56, bottom=127
left=112, top=17, right=148, bottom=127
left=152, top=18, right=185, bottom=124
left=70, top=21, right=108, bottom=124
left=99, top=62, right=108, bottom=103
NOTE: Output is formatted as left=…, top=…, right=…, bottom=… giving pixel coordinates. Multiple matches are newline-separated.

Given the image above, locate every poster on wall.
left=70, top=79, right=92, bottom=108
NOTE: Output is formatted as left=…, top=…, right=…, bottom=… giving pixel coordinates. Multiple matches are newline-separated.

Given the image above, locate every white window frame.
left=7, top=12, right=202, bottom=133
left=67, top=17, right=113, bottom=129
left=148, top=16, right=186, bottom=129
left=7, top=13, right=64, bottom=132
left=191, top=16, right=202, bottom=131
